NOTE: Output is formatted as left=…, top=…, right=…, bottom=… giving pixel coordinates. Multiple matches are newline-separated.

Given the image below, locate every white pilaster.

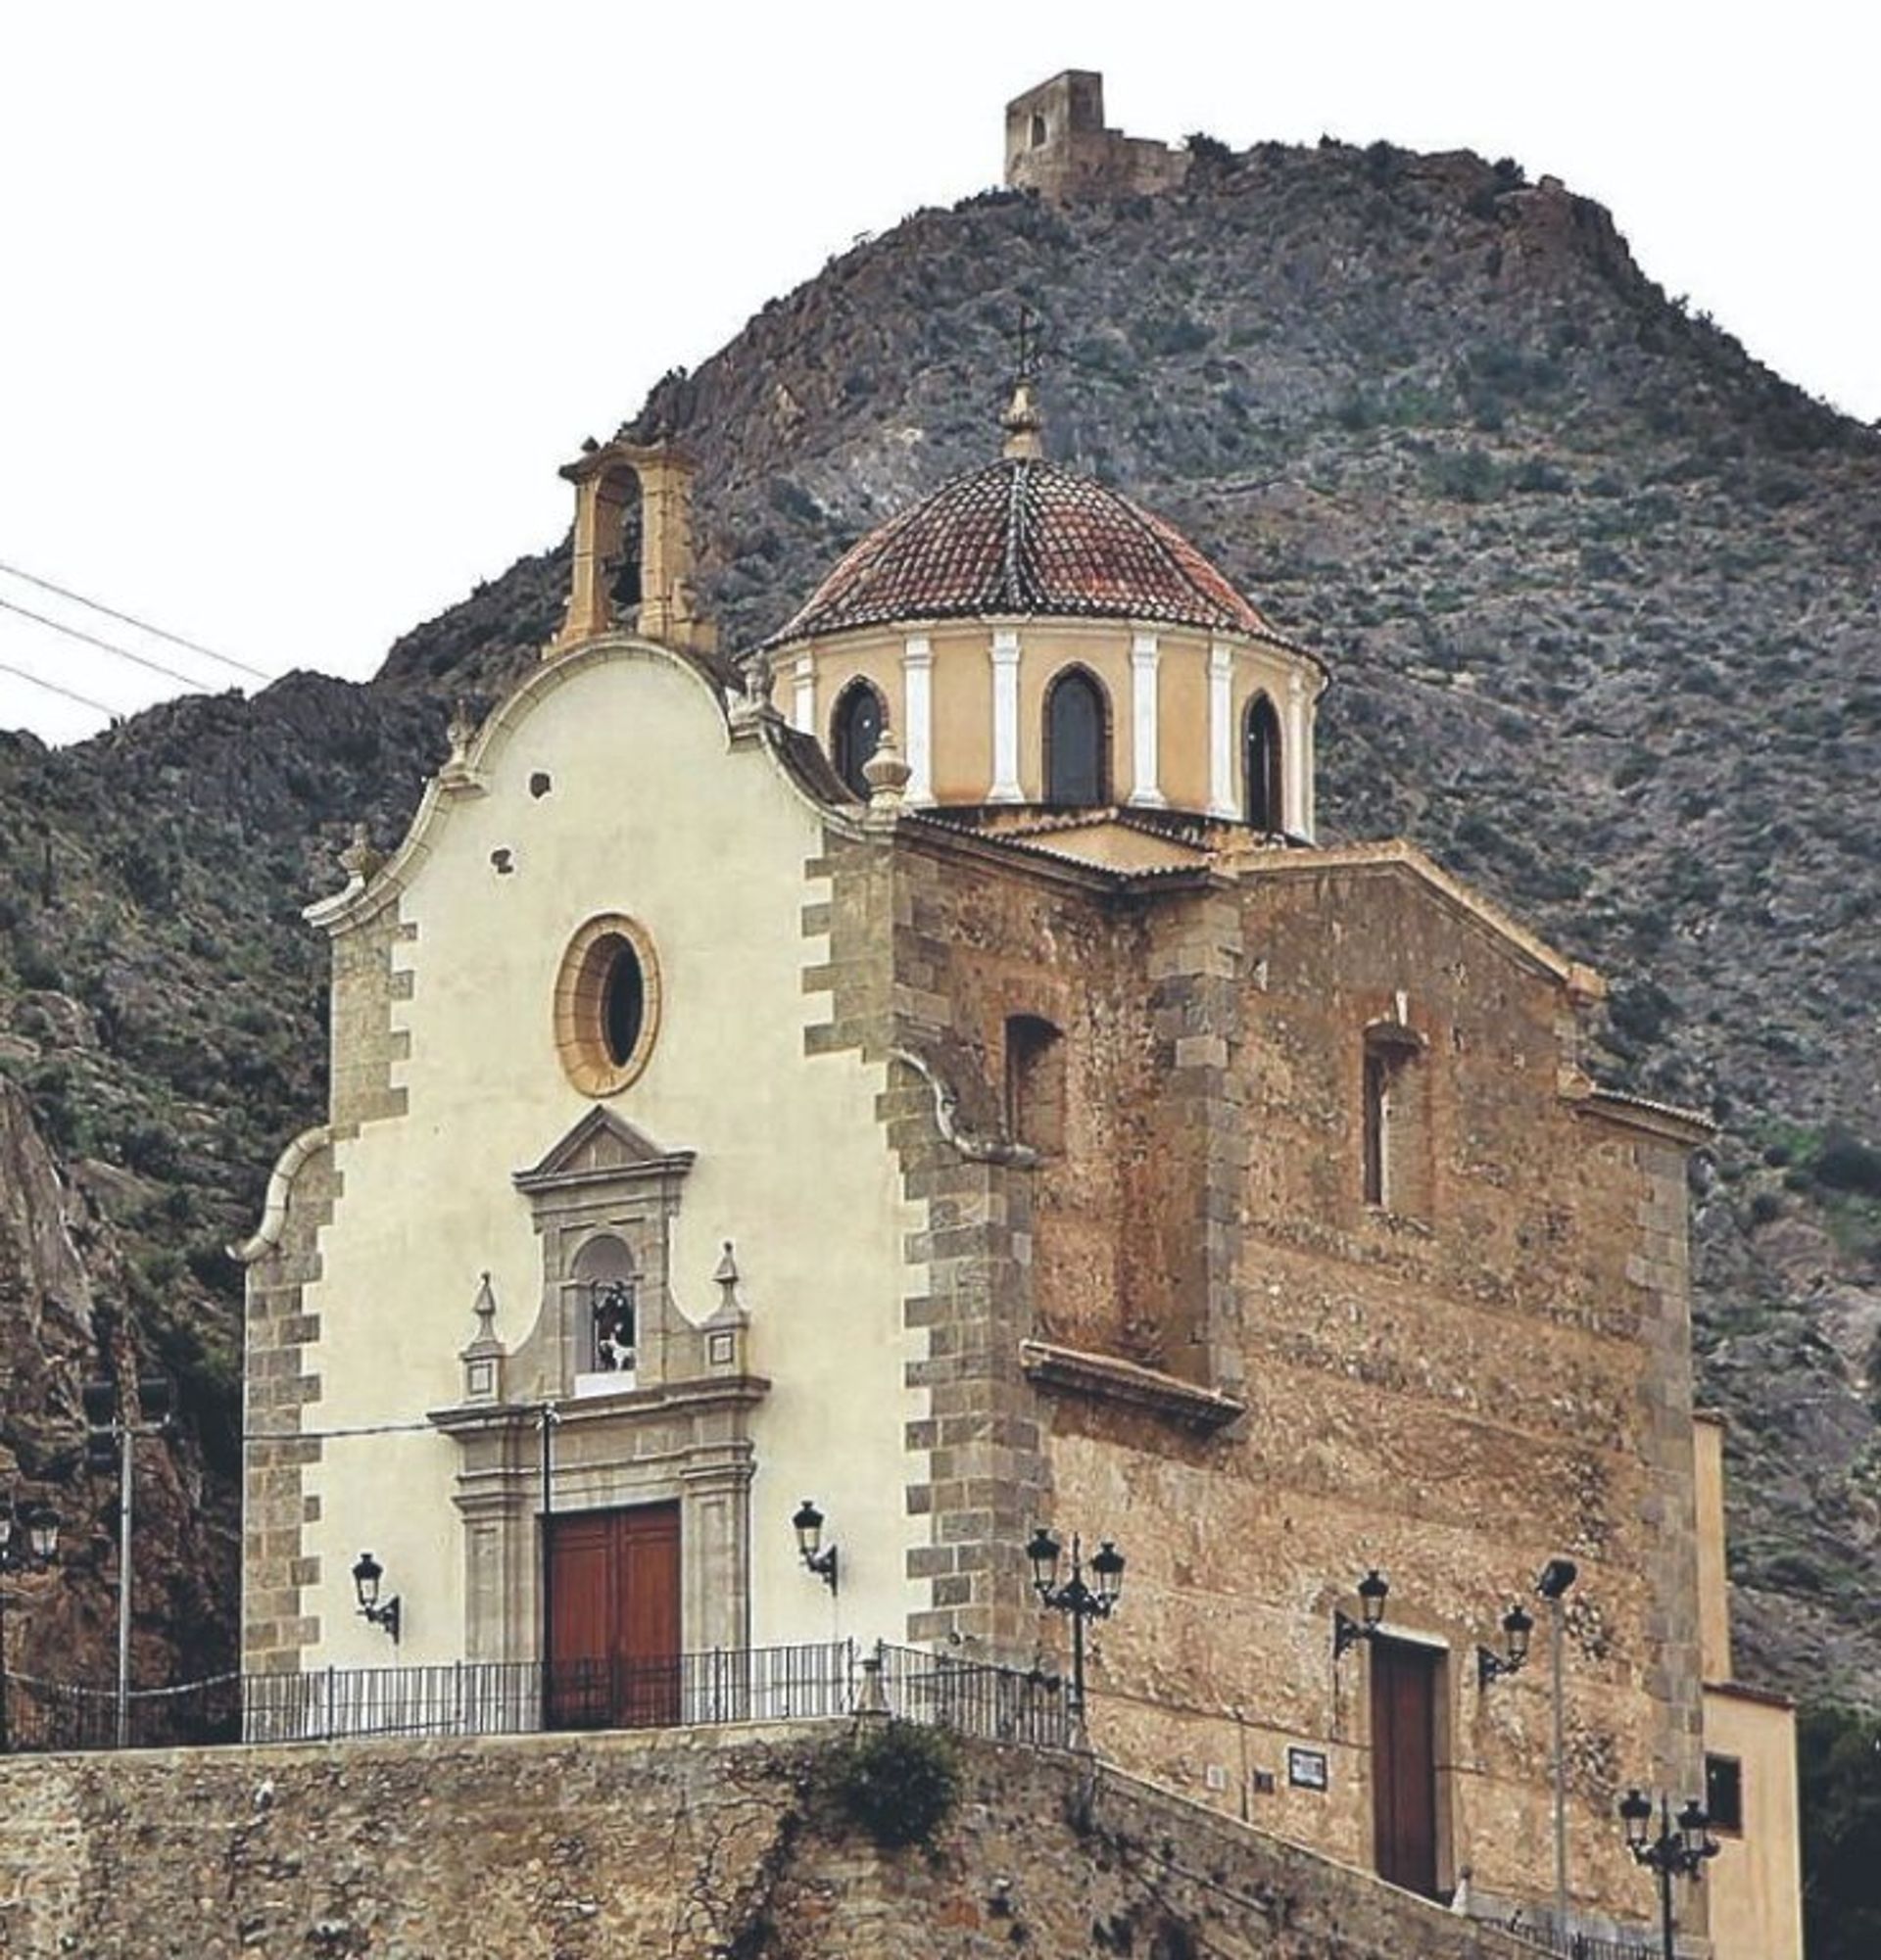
left=1129, top=632, right=1166, bottom=808
left=989, top=630, right=1023, bottom=802
left=1207, top=643, right=1236, bottom=818
left=901, top=635, right=934, bottom=805
left=1287, top=668, right=1310, bottom=839
left=792, top=654, right=815, bottom=737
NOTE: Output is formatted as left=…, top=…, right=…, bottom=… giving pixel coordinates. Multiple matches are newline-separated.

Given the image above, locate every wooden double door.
left=545, top=1503, right=681, bottom=1730
left=1371, top=1638, right=1443, bottom=1898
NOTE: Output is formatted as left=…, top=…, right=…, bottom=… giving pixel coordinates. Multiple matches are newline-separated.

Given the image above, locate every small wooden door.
left=546, top=1504, right=681, bottom=1730
left=1371, top=1638, right=1441, bottom=1897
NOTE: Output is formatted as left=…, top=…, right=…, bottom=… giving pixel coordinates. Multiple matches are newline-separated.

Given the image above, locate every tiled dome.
left=766, top=456, right=1271, bottom=645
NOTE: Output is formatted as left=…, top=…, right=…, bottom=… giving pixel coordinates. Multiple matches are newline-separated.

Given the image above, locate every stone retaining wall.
left=0, top=1722, right=1539, bottom=1958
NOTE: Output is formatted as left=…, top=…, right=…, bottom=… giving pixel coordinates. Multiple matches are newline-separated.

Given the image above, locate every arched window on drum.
left=1043, top=667, right=1110, bottom=807
left=831, top=679, right=887, bottom=801
left=1244, top=693, right=1284, bottom=835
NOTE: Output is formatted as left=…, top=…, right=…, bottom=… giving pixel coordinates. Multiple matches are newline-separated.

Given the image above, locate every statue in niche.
left=590, top=1277, right=637, bottom=1372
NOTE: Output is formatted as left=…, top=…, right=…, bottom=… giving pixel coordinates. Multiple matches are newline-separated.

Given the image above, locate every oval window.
left=603, top=941, right=645, bottom=1065
left=555, top=915, right=660, bottom=1096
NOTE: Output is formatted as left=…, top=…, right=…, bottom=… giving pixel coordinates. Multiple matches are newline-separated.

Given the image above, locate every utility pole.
left=83, top=1372, right=172, bottom=1749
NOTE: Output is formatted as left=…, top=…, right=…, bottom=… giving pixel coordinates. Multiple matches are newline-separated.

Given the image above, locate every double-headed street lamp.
left=1618, top=1788, right=1719, bottom=1960
left=0, top=1498, right=61, bottom=1752
left=1025, top=1525, right=1124, bottom=1739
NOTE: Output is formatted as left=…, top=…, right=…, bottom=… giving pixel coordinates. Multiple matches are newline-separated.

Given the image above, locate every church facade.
left=239, top=384, right=1797, bottom=1948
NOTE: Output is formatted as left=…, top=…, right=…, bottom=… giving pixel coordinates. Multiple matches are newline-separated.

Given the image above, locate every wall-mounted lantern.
left=351, top=1551, right=402, bottom=1644
left=1332, top=1567, right=1389, bottom=1659
left=792, top=1500, right=839, bottom=1596
left=1476, top=1600, right=1536, bottom=1688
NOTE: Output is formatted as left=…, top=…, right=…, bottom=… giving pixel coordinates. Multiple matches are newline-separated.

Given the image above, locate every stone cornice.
left=1570, top=1085, right=1715, bottom=1147
left=428, top=1371, right=772, bottom=1439
left=1019, top=1339, right=1246, bottom=1432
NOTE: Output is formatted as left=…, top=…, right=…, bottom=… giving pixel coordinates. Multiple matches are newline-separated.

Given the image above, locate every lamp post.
left=82, top=1371, right=172, bottom=1750
left=1618, top=1787, right=1718, bottom=1960
left=1534, top=1556, right=1579, bottom=1931
left=0, top=1500, right=61, bottom=1752
left=1025, top=1525, right=1125, bottom=1740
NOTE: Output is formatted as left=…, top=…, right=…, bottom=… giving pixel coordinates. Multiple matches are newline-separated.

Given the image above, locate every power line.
left=0, top=596, right=213, bottom=695
left=0, top=558, right=271, bottom=683
left=0, top=657, right=120, bottom=717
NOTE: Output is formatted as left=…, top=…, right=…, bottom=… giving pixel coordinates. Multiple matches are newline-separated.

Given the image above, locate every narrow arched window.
left=1030, top=112, right=1047, bottom=148
left=1361, top=1024, right=1426, bottom=1214
left=1044, top=669, right=1108, bottom=807
left=831, top=680, right=886, bottom=800
left=1005, top=1015, right=1066, bottom=1156
left=1245, top=694, right=1283, bottom=834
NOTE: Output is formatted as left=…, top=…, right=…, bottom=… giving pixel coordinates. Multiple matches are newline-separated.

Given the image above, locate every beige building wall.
left=254, top=640, right=927, bottom=1672
left=1695, top=1411, right=1732, bottom=1679
left=1695, top=1415, right=1803, bottom=1960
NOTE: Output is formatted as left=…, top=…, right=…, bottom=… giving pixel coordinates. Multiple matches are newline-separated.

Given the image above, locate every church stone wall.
left=0, top=1724, right=1539, bottom=1959
left=864, top=832, right=1704, bottom=1929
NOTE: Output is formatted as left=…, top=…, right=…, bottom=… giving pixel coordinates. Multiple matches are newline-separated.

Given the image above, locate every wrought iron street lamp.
left=0, top=1499, right=61, bottom=1752
left=351, top=1552, right=403, bottom=1643
left=1618, top=1787, right=1718, bottom=1960
left=1476, top=1601, right=1535, bottom=1687
left=1025, top=1525, right=1124, bottom=1732
left=1331, top=1567, right=1389, bottom=1659
left=793, top=1499, right=839, bottom=1595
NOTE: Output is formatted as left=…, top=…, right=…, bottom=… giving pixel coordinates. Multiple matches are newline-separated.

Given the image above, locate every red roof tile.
left=766, top=457, right=1272, bottom=645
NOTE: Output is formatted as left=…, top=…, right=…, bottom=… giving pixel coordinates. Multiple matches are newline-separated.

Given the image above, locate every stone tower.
left=1004, top=71, right=1189, bottom=203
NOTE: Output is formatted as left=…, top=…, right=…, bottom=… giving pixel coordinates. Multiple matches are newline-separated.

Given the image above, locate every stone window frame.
left=554, top=913, right=661, bottom=1098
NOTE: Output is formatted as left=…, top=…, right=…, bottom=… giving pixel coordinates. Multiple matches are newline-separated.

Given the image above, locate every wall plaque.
left=1286, top=1746, right=1328, bottom=1791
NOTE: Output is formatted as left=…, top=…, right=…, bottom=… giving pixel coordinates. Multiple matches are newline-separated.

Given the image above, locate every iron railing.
left=876, top=1643, right=1075, bottom=1750
left=0, top=1639, right=1074, bottom=1756
left=1499, top=1919, right=1656, bottom=1960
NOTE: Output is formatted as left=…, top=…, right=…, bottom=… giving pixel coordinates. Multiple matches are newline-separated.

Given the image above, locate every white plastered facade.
left=272, top=640, right=925, bottom=1670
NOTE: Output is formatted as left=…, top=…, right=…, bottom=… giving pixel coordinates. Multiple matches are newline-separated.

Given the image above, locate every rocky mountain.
left=1, top=133, right=1876, bottom=1702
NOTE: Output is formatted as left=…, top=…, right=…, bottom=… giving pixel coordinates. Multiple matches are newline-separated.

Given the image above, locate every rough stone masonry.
left=0, top=1720, right=1541, bottom=1957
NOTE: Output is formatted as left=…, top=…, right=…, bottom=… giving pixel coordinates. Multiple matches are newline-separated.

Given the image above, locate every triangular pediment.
left=512, top=1108, right=695, bottom=1194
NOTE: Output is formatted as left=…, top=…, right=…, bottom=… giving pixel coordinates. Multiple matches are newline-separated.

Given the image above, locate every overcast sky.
left=2, top=1, right=1874, bottom=745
